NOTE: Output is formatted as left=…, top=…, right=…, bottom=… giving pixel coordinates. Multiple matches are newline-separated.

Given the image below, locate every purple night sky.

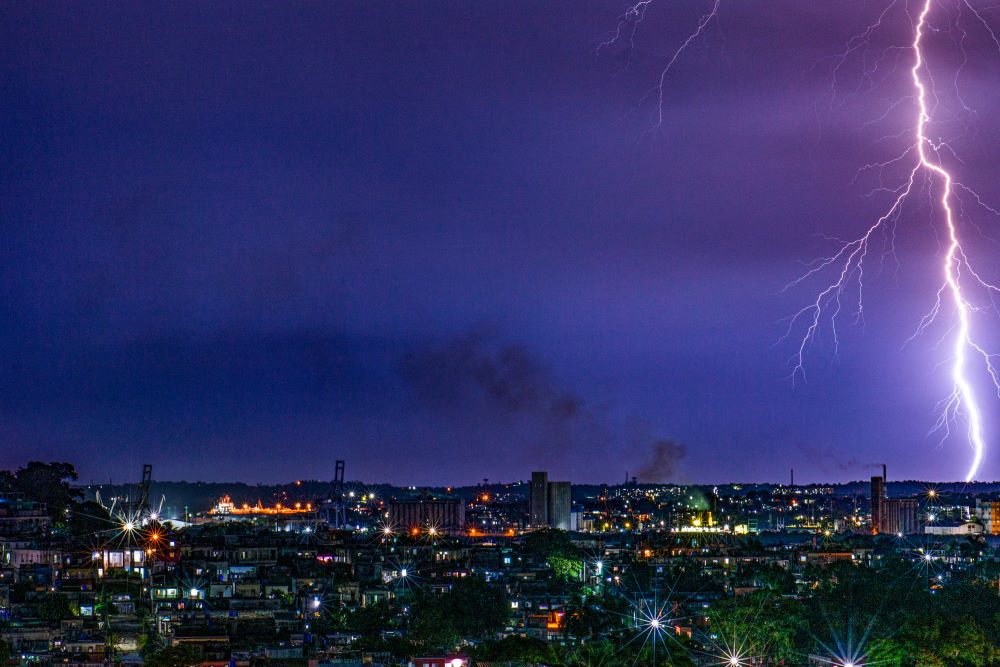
left=3, top=2, right=1000, bottom=485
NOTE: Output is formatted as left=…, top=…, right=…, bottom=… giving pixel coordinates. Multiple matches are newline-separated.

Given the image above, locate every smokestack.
left=790, top=468, right=794, bottom=487
left=882, top=464, right=887, bottom=482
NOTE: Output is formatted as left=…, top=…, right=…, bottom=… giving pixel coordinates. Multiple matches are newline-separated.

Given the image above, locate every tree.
left=564, top=640, right=619, bottom=667
left=562, top=592, right=625, bottom=640
left=69, top=500, right=111, bottom=537
left=549, top=554, right=584, bottom=581
left=37, top=592, right=74, bottom=621
left=473, top=636, right=550, bottom=663
left=408, top=576, right=509, bottom=649
left=10, top=462, right=82, bottom=521
left=0, top=639, right=10, bottom=666
left=524, top=528, right=582, bottom=561
left=348, top=601, right=395, bottom=638
left=139, top=628, right=166, bottom=660
left=104, top=627, right=121, bottom=663
left=143, top=644, right=202, bottom=667
left=733, top=561, right=795, bottom=594
left=408, top=603, right=460, bottom=652
left=707, top=594, right=806, bottom=664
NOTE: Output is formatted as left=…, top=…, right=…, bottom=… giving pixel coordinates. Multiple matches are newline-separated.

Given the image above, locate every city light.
left=11, top=3, right=1000, bottom=663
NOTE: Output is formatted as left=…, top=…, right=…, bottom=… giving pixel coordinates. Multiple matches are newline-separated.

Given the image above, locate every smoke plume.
left=636, top=438, right=688, bottom=482
left=397, top=333, right=687, bottom=481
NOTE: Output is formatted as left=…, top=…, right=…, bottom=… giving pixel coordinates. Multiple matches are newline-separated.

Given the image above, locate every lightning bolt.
left=598, top=0, right=655, bottom=71
left=599, top=0, right=721, bottom=128
left=604, top=1, right=1000, bottom=481
left=785, top=0, right=1000, bottom=482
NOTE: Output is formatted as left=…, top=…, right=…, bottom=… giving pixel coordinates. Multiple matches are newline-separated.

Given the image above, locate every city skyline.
left=4, top=2, right=1000, bottom=484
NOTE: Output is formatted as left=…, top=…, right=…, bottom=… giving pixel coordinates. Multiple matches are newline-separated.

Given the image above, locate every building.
left=0, top=494, right=51, bottom=537
left=976, top=498, right=1000, bottom=535
left=411, top=656, right=468, bottom=667
left=547, top=482, right=572, bottom=530
left=882, top=498, right=919, bottom=535
left=529, top=472, right=572, bottom=530
left=869, top=466, right=919, bottom=535
left=925, top=519, right=983, bottom=536
left=530, top=471, right=548, bottom=527
left=388, top=497, right=466, bottom=535
left=870, top=474, right=885, bottom=535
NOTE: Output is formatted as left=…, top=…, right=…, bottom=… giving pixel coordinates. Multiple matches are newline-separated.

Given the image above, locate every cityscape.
left=3, top=461, right=1000, bottom=666
left=6, top=0, right=1000, bottom=666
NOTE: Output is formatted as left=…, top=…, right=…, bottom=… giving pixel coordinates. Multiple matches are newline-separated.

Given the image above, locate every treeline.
left=0, top=461, right=110, bottom=534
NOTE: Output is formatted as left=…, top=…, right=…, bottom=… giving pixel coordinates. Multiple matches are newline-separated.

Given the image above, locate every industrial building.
left=388, top=497, right=466, bottom=535
left=529, top=471, right=573, bottom=530
left=870, top=466, right=920, bottom=535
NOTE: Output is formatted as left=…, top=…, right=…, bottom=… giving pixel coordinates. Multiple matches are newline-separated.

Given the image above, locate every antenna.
left=322, top=460, right=347, bottom=529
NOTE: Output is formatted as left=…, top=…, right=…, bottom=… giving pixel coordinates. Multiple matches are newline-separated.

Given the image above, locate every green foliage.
left=549, top=554, right=584, bottom=581
left=143, top=644, right=202, bottom=667
left=524, top=528, right=581, bottom=560
left=707, top=593, right=807, bottom=663
left=310, top=606, right=348, bottom=634
left=706, top=556, right=1000, bottom=665
left=0, top=639, right=10, bottom=666
left=860, top=582, right=1000, bottom=667
left=659, top=561, right=722, bottom=594
left=732, top=561, right=796, bottom=594
left=69, top=500, right=111, bottom=538
left=609, top=636, right=697, bottom=667
left=474, top=637, right=632, bottom=667
left=561, top=592, right=628, bottom=640
left=3, top=461, right=82, bottom=521
left=94, top=592, right=119, bottom=618
left=104, top=627, right=121, bottom=662
left=139, top=629, right=166, bottom=660
left=472, top=635, right=551, bottom=662
left=408, top=576, right=508, bottom=650
left=408, top=603, right=461, bottom=651
left=522, top=530, right=590, bottom=594
left=36, top=592, right=75, bottom=621
left=348, top=600, right=395, bottom=638
left=563, top=639, right=621, bottom=667
left=351, top=635, right=411, bottom=662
